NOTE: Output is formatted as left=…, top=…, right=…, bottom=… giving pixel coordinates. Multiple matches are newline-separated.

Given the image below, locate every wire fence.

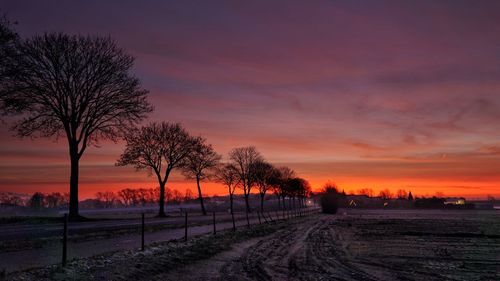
left=59, top=206, right=321, bottom=267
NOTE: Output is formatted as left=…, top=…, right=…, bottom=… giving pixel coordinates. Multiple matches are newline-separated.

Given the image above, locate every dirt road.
left=165, top=216, right=376, bottom=281
left=164, top=210, right=500, bottom=281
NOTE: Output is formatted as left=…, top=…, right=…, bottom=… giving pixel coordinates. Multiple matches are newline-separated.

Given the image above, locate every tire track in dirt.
left=217, top=221, right=315, bottom=280
left=218, top=216, right=379, bottom=281
left=290, top=217, right=379, bottom=281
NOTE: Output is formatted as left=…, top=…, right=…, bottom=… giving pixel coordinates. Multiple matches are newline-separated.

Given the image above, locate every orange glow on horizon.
left=9, top=177, right=497, bottom=200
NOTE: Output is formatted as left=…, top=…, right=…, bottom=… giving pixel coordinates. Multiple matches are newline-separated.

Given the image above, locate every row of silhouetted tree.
left=0, top=17, right=312, bottom=220
left=117, top=124, right=312, bottom=216
left=215, top=147, right=312, bottom=215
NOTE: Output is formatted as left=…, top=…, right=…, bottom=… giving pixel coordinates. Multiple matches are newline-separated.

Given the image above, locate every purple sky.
left=1, top=0, right=500, bottom=198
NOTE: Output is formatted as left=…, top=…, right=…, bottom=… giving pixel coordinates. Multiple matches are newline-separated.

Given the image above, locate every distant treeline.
left=0, top=188, right=197, bottom=209
left=0, top=191, right=68, bottom=209
left=2, top=187, right=496, bottom=210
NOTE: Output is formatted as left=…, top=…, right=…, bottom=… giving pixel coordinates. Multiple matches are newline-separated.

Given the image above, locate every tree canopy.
left=229, top=146, right=263, bottom=212
left=0, top=33, right=152, bottom=220
left=117, top=122, right=196, bottom=217
left=182, top=136, right=221, bottom=215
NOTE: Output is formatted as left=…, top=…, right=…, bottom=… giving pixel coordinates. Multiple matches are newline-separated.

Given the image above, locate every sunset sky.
left=1, top=0, right=500, bottom=199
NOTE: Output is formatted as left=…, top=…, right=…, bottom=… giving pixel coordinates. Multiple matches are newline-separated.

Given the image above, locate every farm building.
left=444, top=197, right=466, bottom=205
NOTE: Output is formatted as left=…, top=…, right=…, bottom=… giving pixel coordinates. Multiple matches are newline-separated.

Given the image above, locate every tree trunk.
left=196, top=176, right=207, bottom=215
left=157, top=169, right=171, bottom=217
left=68, top=143, right=80, bottom=221
left=277, top=195, right=281, bottom=210
left=260, top=193, right=265, bottom=212
left=158, top=182, right=166, bottom=217
left=229, top=193, right=234, bottom=214
left=282, top=195, right=286, bottom=217
left=244, top=193, right=251, bottom=213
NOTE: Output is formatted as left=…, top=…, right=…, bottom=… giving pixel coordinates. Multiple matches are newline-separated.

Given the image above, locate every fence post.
left=245, top=209, right=250, bottom=228
left=267, top=212, right=273, bottom=222
left=213, top=212, right=216, bottom=235
left=141, top=213, right=145, bottom=251
left=262, top=212, right=269, bottom=223
left=231, top=211, right=236, bottom=231
left=62, top=213, right=68, bottom=266
left=257, top=211, right=262, bottom=224
left=184, top=211, right=188, bottom=242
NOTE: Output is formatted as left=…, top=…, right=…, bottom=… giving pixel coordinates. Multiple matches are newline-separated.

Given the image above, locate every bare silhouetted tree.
left=182, top=137, right=221, bottom=215
left=396, top=189, right=408, bottom=199
left=229, top=146, right=263, bottom=212
left=117, top=122, right=195, bottom=217
left=295, top=178, right=312, bottom=207
left=45, top=192, right=64, bottom=208
left=357, top=188, right=374, bottom=197
left=118, top=188, right=136, bottom=207
left=379, top=188, right=393, bottom=200
left=253, top=160, right=280, bottom=212
left=28, top=192, right=45, bottom=210
left=184, top=189, right=195, bottom=202
left=0, top=34, right=152, bottom=220
left=0, top=15, right=16, bottom=42
left=0, top=15, right=18, bottom=82
left=215, top=163, right=240, bottom=214
left=275, top=166, right=295, bottom=210
left=95, top=191, right=117, bottom=208
left=284, top=177, right=309, bottom=209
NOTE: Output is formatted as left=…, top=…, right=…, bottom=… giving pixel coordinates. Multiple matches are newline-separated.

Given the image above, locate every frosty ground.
left=6, top=209, right=500, bottom=281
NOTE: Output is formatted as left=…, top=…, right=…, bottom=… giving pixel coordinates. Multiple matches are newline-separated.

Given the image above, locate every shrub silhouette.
left=320, top=184, right=339, bottom=214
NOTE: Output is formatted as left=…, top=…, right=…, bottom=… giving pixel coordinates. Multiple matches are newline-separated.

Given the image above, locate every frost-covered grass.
left=7, top=216, right=309, bottom=281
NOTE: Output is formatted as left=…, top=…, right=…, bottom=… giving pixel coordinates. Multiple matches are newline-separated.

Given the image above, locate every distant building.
left=444, top=197, right=466, bottom=205
left=348, top=200, right=357, bottom=207
left=345, top=195, right=369, bottom=208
